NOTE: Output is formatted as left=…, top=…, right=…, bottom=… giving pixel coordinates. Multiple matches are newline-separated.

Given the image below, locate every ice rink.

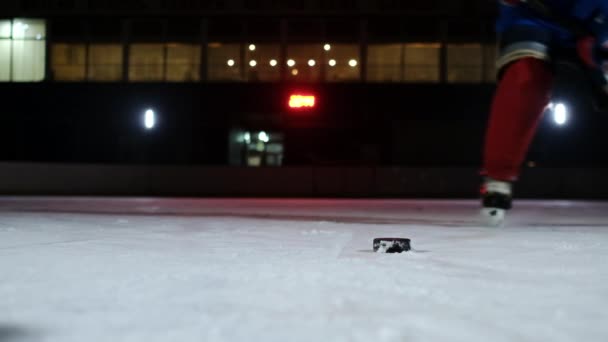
left=1, top=197, right=608, bottom=342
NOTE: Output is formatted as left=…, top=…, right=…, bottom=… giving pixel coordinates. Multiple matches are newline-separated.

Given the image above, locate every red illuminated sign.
left=289, top=94, right=316, bottom=109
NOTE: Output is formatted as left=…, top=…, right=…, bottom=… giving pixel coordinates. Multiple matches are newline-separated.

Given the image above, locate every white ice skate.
left=480, top=178, right=512, bottom=227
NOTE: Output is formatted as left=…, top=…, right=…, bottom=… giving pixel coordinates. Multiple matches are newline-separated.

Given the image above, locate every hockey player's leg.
left=481, top=57, right=554, bottom=225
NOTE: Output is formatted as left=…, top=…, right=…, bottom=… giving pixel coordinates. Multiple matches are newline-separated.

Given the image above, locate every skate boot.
left=480, top=178, right=512, bottom=227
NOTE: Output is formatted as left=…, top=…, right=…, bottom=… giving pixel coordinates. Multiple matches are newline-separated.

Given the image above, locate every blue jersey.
left=497, top=0, right=608, bottom=45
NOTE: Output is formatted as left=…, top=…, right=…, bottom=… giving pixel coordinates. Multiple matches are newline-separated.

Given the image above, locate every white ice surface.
left=1, top=197, right=608, bottom=342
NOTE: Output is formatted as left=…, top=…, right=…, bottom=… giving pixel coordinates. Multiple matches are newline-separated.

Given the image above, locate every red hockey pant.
left=483, top=58, right=554, bottom=181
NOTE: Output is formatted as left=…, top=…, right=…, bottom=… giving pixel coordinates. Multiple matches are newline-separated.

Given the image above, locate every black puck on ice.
left=373, top=238, right=411, bottom=253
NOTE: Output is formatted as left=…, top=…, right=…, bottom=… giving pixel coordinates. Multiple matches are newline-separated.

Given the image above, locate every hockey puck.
left=373, top=238, right=411, bottom=253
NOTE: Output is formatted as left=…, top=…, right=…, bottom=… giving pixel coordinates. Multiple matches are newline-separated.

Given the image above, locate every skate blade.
left=480, top=208, right=506, bottom=227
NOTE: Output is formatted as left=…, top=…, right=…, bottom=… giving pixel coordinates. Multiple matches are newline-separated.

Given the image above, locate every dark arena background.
left=0, top=0, right=607, bottom=197
left=2, top=2, right=608, bottom=342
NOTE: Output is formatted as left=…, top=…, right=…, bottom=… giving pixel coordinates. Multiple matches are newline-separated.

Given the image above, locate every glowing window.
left=129, top=44, right=164, bottom=81
left=404, top=43, right=440, bottom=82
left=51, top=44, right=86, bottom=81
left=326, top=44, right=359, bottom=82
left=88, top=44, right=123, bottom=81
left=208, top=43, right=242, bottom=81
left=287, top=44, right=322, bottom=82
left=166, top=44, right=201, bottom=82
left=367, top=44, right=403, bottom=82
left=0, top=19, right=46, bottom=82
left=447, top=44, right=483, bottom=83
